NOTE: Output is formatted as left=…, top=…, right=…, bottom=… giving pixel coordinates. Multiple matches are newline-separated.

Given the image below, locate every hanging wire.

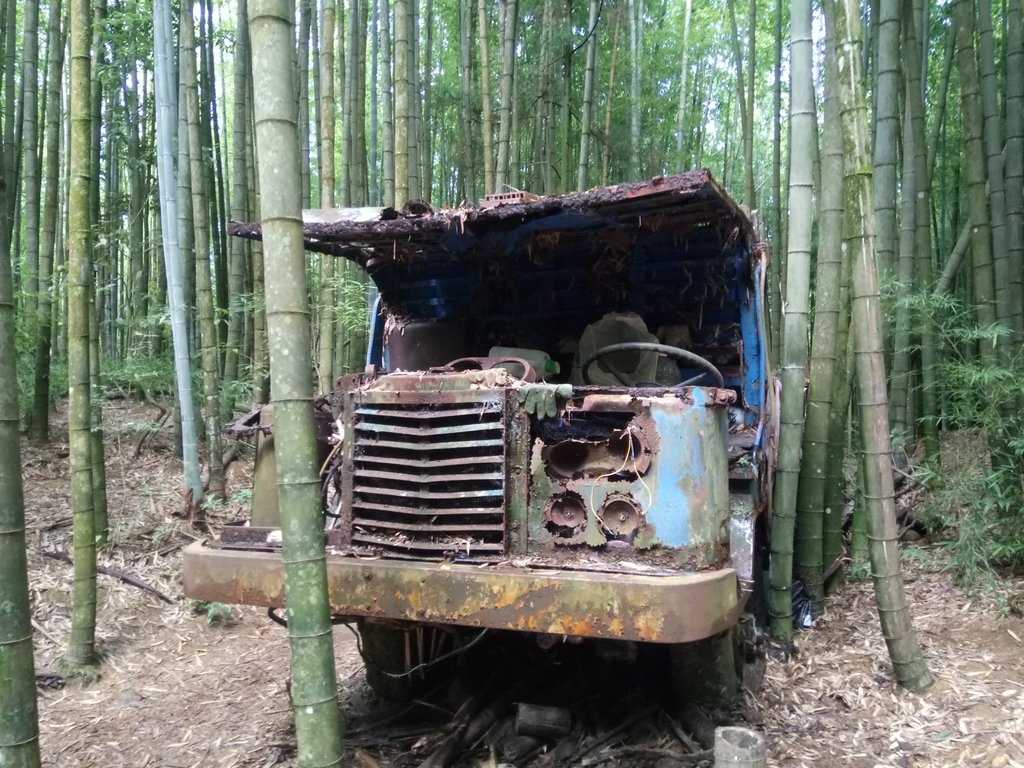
left=381, top=628, right=490, bottom=679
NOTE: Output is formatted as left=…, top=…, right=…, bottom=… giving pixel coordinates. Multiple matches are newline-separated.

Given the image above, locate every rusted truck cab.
left=184, top=171, right=772, bottom=695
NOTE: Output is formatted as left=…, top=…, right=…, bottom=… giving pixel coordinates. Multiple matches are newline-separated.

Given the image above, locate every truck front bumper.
left=183, top=541, right=741, bottom=644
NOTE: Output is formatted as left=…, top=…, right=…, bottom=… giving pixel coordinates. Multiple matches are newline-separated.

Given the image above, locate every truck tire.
left=358, top=620, right=417, bottom=700
left=668, top=629, right=740, bottom=707
left=357, top=620, right=461, bottom=701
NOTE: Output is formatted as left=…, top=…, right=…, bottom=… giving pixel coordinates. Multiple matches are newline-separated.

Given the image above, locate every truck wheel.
left=668, top=629, right=740, bottom=707
left=358, top=620, right=457, bottom=701
left=358, top=620, right=416, bottom=700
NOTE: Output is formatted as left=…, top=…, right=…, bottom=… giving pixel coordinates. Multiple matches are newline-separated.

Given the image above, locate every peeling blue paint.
left=641, top=393, right=730, bottom=549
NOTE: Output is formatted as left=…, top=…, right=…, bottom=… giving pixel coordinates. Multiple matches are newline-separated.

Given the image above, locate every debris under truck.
left=183, top=170, right=774, bottom=700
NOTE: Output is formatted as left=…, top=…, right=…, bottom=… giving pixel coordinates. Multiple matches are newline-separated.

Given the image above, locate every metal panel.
left=643, top=391, right=730, bottom=552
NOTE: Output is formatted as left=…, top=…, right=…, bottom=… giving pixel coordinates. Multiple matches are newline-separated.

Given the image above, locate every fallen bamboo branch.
left=415, top=731, right=462, bottom=768
left=133, top=388, right=170, bottom=459
left=569, top=704, right=658, bottom=763
left=41, top=549, right=176, bottom=605
left=27, top=517, right=73, bottom=532
left=31, top=617, right=61, bottom=646
left=515, top=702, right=571, bottom=739
left=678, top=706, right=719, bottom=749
left=222, top=443, right=243, bottom=472
left=892, top=464, right=928, bottom=489
left=662, top=713, right=704, bottom=754
left=414, top=691, right=486, bottom=768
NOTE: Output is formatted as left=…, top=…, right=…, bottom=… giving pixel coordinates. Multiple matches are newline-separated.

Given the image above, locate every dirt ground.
left=23, top=398, right=1024, bottom=767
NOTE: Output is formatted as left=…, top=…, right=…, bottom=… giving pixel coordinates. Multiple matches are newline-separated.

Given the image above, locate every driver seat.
left=571, top=312, right=667, bottom=387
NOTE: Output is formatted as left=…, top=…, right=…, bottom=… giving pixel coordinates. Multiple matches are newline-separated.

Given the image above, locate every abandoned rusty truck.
left=183, top=170, right=773, bottom=700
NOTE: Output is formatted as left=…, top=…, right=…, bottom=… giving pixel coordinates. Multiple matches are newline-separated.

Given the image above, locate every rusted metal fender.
left=183, top=542, right=742, bottom=644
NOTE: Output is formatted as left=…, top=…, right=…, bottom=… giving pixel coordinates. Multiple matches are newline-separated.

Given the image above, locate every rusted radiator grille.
left=349, top=398, right=507, bottom=559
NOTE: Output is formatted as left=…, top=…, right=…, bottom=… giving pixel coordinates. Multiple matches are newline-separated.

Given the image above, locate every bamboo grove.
left=2, top=0, right=1024, bottom=760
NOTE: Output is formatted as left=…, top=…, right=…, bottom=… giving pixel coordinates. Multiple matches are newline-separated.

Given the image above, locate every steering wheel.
left=581, top=342, right=725, bottom=388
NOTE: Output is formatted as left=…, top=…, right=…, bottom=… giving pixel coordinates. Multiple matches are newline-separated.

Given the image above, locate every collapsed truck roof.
left=230, top=170, right=760, bottom=392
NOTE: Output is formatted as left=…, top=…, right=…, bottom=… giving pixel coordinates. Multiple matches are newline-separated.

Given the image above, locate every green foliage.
left=848, top=560, right=871, bottom=582
left=190, top=599, right=231, bottom=624
left=327, top=269, right=370, bottom=333
left=12, top=290, right=68, bottom=423
left=900, top=546, right=932, bottom=566
left=199, top=494, right=223, bottom=513
left=218, top=374, right=256, bottom=417
left=102, top=356, right=177, bottom=399
left=923, top=455, right=1024, bottom=590
left=229, top=487, right=253, bottom=506
left=896, top=288, right=1023, bottom=432
left=102, top=348, right=254, bottom=421
left=902, top=288, right=1024, bottom=589
left=14, top=312, right=35, bottom=388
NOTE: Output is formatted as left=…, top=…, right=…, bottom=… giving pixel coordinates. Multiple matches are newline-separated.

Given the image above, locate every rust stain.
left=490, top=582, right=531, bottom=609
left=633, top=607, right=666, bottom=642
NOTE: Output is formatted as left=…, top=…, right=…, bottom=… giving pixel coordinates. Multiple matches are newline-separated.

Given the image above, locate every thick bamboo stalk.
left=903, top=0, right=939, bottom=462
left=768, top=0, right=783, bottom=365
left=1005, top=0, right=1024, bottom=343
left=394, top=0, right=409, bottom=208
left=458, top=0, right=475, bottom=203
left=250, top=0, right=345, bottom=762
left=495, top=0, right=517, bottom=191
left=628, top=0, right=641, bottom=179
left=977, top=0, right=1014, bottom=341
left=225, top=0, right=251, bottom=394
left=827, top=0, right=934, bottom=693
left=0, top=77, right=42, bottom=764
left=952, top=0, right=998, bottom=339
left=30, top=0, right=65, bottom=444
left=872, top=0, right=899, bottom=282
left=154, top=0, right=200, bottom=472
left=381, top=0, right=394, bottom=206
left=317, top=0, right=336, bottom=392
left=795, top=18, right=845, bottom=612
left=769, top=0, right=815, bottom=641
left=675, top=0, right=693, bottom=170
left=819, top=32, right=850, bottom=576
left=476, top=0, right=493, bottom=196
left=181, top=0, right=225, bottom=500
left=63, top=0, right=99, bottom=676
left=19, top=0, right=40, bottom=325
left=576, top=0, right=599, bottom=192
left=889, top=95, right=913, bottom=436
left=726, top=0, right=754, bottom=207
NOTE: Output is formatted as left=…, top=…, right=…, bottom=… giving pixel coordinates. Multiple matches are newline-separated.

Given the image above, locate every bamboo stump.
left=713, top=726, right=766, bottom=767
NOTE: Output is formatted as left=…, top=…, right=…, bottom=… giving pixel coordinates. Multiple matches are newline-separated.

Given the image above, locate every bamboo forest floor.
left=23, top=398, right=1024, bottom=767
